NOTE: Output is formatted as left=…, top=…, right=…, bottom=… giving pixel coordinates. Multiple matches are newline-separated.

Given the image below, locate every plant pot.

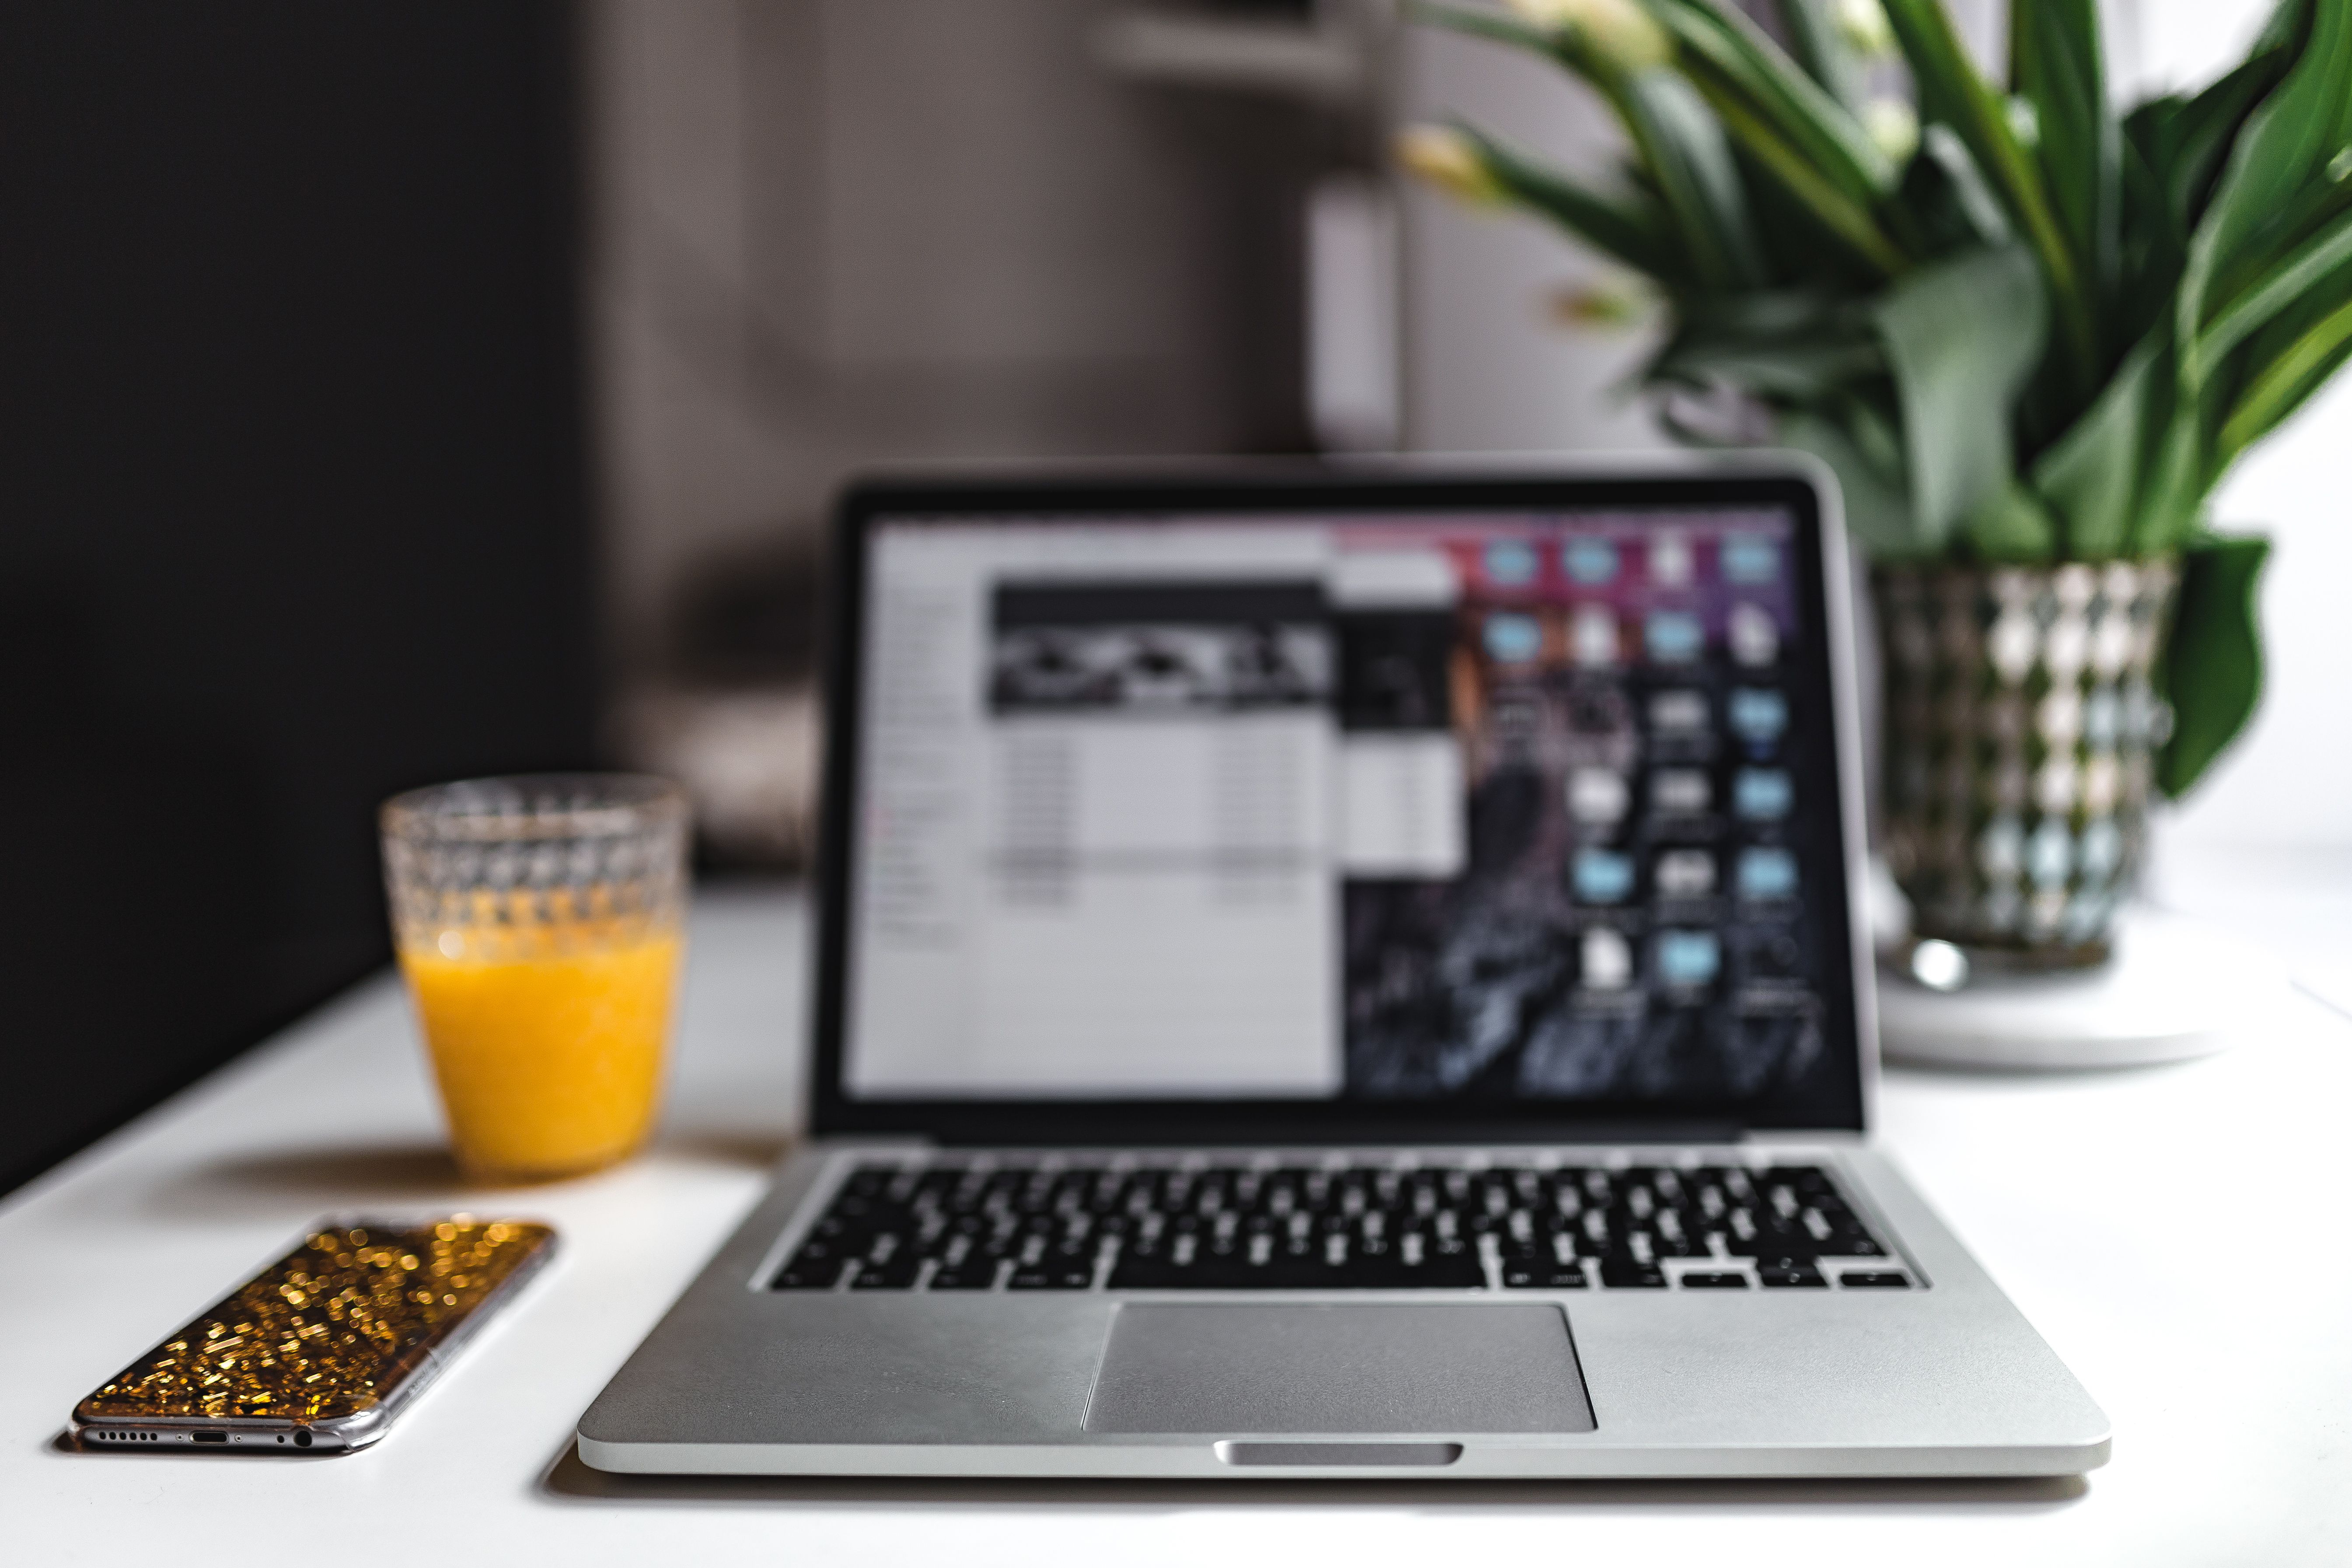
left=1874, top=559, right=2178, bottom=970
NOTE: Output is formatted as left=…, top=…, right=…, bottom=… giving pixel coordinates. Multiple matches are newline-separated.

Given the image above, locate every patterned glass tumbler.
left=1876, top=561, right=2177, bottom=969
left=382, top=775, right=690, bottom=1181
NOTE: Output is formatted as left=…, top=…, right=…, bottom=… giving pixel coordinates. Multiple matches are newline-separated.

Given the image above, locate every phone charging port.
left=193, top=1431, right=229, bottom=1444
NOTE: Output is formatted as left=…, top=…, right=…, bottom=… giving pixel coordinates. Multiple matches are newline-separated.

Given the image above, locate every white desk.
left=6, top=876, right=2349, bottom=1565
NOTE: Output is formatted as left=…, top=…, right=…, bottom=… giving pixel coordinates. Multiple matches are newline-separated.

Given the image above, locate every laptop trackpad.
left=1083, top=1303, right=1595, bottom=1435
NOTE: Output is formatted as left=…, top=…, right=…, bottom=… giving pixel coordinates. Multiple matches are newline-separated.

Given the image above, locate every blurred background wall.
left=583, top=0, right=1364, bottom=862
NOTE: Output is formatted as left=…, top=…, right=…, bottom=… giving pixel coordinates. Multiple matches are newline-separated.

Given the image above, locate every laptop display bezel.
left=807, top=467, right=1869, bottom=1142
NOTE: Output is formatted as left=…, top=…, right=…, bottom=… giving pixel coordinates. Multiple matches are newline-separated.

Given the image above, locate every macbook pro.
left=579, top=461, right=2109, bottom=1478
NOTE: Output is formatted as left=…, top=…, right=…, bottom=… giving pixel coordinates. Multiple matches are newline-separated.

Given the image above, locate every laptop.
left=578, top=460, right=2110, bottom=1479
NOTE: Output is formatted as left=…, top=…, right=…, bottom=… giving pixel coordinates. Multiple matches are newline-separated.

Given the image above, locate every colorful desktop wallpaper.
left=1338, top=517, right=1836, bottom=1104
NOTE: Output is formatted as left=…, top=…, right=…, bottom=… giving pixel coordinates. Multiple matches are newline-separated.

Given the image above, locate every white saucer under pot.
left=1875, top=907, right=2286, bottom=1071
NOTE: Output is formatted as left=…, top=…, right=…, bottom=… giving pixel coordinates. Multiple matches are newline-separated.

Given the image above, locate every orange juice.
left=399, top=926, right=682, bottom=1181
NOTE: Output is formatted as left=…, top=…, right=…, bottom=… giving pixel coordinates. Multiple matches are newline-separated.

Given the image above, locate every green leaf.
left=2010, top=0, right=2119, bottom=302
left=1779, top=407, right=1918, bottom=555
left=1647, top=0, right=1897, bottom=199
left=1696, top=89, right=1910, bottom=276
left=1619, top=68, right=1767, bottom=288
left=1638, top=0, right=1909, bottom=275
left=1738, top=149, right=1897, bottom=288
left=2127, top=42, right=2299, bottom=239
left=2157, top=532, right=2270, bottom=799
left=1647, top=288, right=1888, bottom=418
left=1872, top=245, right=2049, bottom=547
left=2197, top=136, right=2352, bottom=304
left=1776, top=0, right=1873, bottom=110
left=2180, top=0, right=2352, bottom=339
left=1902, top=124, right=2014, bottom=250
left=1651, top=334, right=1885, bottom=398
left=1426, top=3, right=1765, bottom=291
left=2111, top=55, right=2293, bottom=368
left=2215, top=290, right=2352, bottom=459
left=2251, top=0, right=2320, bottom=56
left=1676, top=286, right=1854, bottom=336
left=2032, top=329, right=2165, bottom=556
left=2189, top=195, right=2352, bottom=379
left=2128, top=406, right=2206, bottom=554
left=1879, top=0, right=2097, bottom=385
left=1458, top=126, right=1690, bottom=281
left=1961, top=482, right=2059, bottom=560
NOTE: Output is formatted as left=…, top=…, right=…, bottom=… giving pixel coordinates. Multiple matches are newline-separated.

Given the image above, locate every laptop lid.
left=809, top=464, right=1872, bottom=1143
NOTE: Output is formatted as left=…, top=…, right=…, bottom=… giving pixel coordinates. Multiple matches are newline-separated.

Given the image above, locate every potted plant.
left=1401, top=0, right=2348, bottom=966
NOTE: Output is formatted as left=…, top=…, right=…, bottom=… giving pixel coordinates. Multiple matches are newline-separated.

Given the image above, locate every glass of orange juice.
left=381, top=775, right=690, bottom=1183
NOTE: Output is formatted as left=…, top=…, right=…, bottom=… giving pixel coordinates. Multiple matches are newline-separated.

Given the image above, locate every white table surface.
left=6, top=874, right=2350, bottom=1565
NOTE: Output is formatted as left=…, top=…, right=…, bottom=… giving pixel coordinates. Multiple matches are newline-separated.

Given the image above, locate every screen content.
left=844, top=508, right=1850, bottom=1117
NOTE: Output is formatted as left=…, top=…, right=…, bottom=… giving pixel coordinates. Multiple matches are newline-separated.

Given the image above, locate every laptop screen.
left=829, top=480, right=1862, bottom=1133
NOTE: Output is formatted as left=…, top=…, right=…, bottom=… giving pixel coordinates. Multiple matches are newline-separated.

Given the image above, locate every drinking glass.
left=381, top=775, right=689, bottom=1182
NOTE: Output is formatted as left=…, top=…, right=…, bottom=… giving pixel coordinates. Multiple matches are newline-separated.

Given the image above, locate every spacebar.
left=1108, top=1254, right=1487, bottom=1290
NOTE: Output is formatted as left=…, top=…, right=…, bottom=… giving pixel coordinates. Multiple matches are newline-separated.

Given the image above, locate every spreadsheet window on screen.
left=844, top=508, right=1841, bottom=1117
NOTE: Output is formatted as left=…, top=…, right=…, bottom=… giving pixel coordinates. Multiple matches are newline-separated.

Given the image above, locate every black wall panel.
left=0, top=2, right=598, bottom=1195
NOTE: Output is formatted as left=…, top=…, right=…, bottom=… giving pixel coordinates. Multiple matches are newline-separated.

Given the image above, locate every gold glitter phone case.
left=73, top=1216, right=556, bottom=1454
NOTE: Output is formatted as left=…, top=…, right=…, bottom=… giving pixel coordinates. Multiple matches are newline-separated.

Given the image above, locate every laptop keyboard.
left=770, top=1159, right=1909, bottom=1293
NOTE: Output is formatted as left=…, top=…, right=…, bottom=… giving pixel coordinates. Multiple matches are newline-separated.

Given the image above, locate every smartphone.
left=71, top=1215, right=557, bottom=1455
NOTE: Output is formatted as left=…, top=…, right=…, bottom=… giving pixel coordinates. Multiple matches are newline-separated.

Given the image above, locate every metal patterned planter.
left=1876, top=560, right=2178, bottom=968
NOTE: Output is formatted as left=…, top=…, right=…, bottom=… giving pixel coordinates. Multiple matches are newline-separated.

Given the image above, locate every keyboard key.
left=1009, top=1266, right=1095, bottom=1289
left=1758, top=1266, right=1827, bottom=1288
left=1502, top=1268, right=1589, bottom=1289
left=1839, top=1271, right=1911, bottom=1289
left=928, top=1262, right=1000, bottom=1290
left=1750, top=1252, right=1816, bottom=1271
left=1600, top=1259, right=1667, bottom=1289
left=772, top=1259, right=845, bottom=1289
left=1721, top=1218, right=1820, bottom=1259
left=1679, top=1271, right=1749, bottom=1289
left=781, top=1236, right=859, bottom=1270
left=1763, top=1166, right=1838, bottom=1200
left=849, top=1255, right=920, bottom=1289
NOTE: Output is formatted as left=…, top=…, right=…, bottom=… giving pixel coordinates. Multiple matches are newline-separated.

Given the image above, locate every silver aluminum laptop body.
left=579, top=461, right=2109, bottom=1479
